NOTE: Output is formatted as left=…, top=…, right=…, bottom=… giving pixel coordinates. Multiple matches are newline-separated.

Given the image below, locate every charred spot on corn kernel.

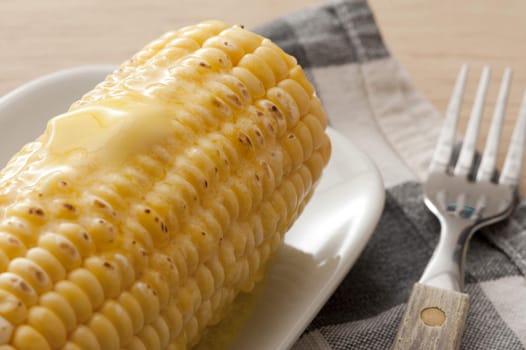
left=254, top=129, right=264, bottom=145
left=62, top=203, right=76, bottom=211
left=93, top=200, right=107, bottom=208
left=212, top=98, right=225, bottom=109
left=269, top=105, right=284, bottom=120
left=28, top=207, right=45, bottom=216
left=14, top=279, right=31, bottom=293
left=237, top=83, right=249, bottom=99
left=28, top=266, right=46, bottom=283
left=59, top=241, right=77, bottom=257
left=227, top=94, right=242, bottom=107
left=6, top=220, right=25, bottom=231
left=238, top=132, right=252, bottom=147
left=7, top=236, right=20, bottom=245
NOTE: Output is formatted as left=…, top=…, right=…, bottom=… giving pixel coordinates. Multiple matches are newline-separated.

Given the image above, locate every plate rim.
left=0, top=65, right=116, bottom=107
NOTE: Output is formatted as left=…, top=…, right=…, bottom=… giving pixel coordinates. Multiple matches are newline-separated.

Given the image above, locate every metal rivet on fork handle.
left=420, top=307, right=446, bottom=327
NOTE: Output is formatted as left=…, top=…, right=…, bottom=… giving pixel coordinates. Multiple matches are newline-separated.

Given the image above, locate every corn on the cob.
left=0, top=20, right=331, bottom=349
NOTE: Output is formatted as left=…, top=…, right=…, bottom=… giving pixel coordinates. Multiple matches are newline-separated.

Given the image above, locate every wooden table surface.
left=2, top=0, right=525, bottom=188
left=369, top=0, right=526, bottom=184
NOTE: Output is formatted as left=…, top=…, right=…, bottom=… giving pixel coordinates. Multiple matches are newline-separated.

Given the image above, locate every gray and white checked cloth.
left=255, top=1, right=526, bottom=349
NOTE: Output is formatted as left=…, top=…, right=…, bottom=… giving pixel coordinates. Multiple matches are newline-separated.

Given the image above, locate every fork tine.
left=499, top=91, right=526, bottom=186
left=429, top=64, right=468, bottom=173
left=454, top=65, right=491, bottom=177
left=476, top=68, right=512, bottom=182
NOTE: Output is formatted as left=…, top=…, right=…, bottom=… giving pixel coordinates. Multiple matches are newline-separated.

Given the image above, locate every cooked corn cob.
left=0, top=20, right=331, bottom=349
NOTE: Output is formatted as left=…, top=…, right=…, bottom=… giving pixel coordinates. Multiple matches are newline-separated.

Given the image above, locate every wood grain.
left=393, top=283, right=470, bottom=350
left=368, top=0, right=526, bottom=192
left=0, top=0, right=324, bottom=95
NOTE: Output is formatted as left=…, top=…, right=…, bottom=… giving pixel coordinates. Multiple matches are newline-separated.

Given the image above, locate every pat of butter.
left=45, top=104, right=173, bottom=166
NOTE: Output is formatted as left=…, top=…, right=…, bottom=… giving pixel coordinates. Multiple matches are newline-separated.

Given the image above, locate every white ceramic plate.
left=0, top=67, right=385, bottom=349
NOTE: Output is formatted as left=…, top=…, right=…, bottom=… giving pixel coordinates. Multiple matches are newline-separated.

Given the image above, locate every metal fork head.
left=420, top=65, right=526, bottom=292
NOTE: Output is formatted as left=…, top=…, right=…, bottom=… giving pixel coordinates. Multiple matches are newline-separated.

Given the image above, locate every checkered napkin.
left=256, top=1, right=526, bottom=349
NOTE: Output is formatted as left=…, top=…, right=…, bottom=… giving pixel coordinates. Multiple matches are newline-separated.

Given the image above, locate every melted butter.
left=195, top=256, right=279, bottom=350
left=0, top=103, right=174, bottom=199
left=44, top=104, right=174, bottom=167
left=195, top=280, right=266, bottom=350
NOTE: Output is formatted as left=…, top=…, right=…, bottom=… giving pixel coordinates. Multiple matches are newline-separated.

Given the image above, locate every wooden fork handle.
left=393, top=283, right=469, bottom=350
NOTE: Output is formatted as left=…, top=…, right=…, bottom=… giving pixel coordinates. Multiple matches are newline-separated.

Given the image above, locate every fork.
left=392, top=65, right=526, bottom=350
